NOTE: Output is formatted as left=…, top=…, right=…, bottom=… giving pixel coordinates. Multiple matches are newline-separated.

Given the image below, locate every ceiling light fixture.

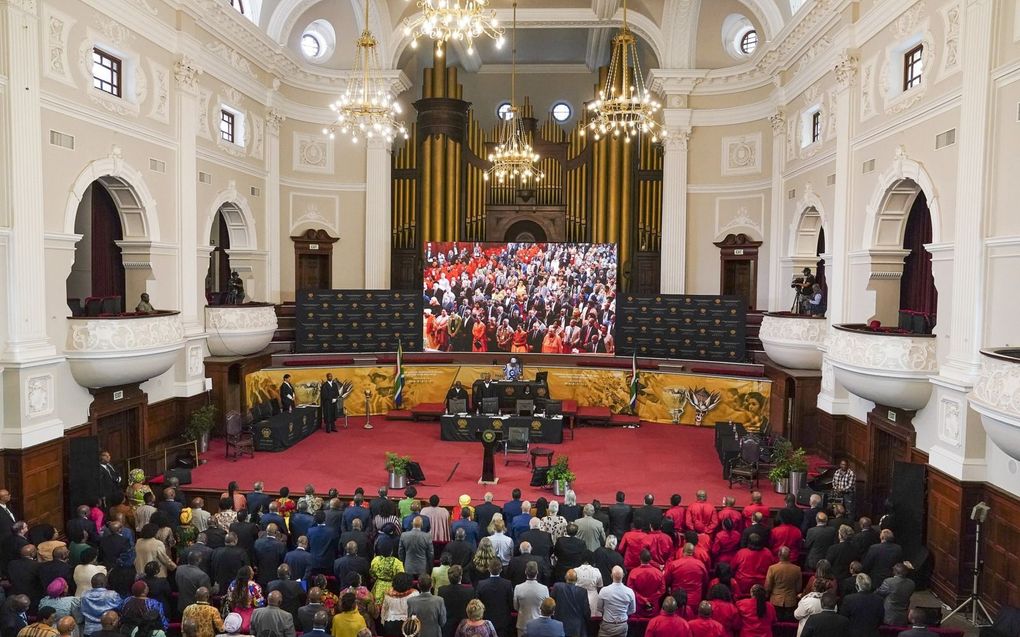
left=583, top=0, right=666, bottom=143
left=484, top=1, right=543, bottom=186
left=402, top=0, right=505, bottom=58
left=323, top=0, right=408, bottom=144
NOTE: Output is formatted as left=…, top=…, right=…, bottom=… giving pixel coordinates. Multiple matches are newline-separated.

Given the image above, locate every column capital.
left=265, top=108, right=285, bottom=135
left=768, top=110, right=786, bottom=136
left=366, top=136, right=393, bottom=152
left=3, top=0, right=39, bottom=16
left=663, top=128, right=691, bottom=152
left=173, top=56, right=203, bottom=93
left=833, top=52, right=859, bottom=91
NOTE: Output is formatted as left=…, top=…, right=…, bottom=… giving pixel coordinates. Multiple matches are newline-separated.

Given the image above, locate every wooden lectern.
left=478, top=429, right=500, bottom=484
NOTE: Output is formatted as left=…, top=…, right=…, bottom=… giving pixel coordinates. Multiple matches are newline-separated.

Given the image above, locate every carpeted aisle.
left=192, top=418, right=799, bottom=508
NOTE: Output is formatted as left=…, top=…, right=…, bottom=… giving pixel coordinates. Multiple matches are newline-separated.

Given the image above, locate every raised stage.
left=188, top=416, right=806, bottom=509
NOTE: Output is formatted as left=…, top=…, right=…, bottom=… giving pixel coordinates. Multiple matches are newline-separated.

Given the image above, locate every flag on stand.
left=394, top=340, right=405, bottom=408
left=628, top=352, right=639, bottom=414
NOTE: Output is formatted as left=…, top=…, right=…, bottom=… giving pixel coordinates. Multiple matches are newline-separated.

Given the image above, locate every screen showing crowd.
left=423, top=242, right=618, bottom=354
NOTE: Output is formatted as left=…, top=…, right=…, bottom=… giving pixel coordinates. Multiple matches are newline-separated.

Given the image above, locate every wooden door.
left=96, top=408, right=139, bottom=468
left=291, top=229, right=338, bottom=292
left=715, top=234, right=762, bottom=311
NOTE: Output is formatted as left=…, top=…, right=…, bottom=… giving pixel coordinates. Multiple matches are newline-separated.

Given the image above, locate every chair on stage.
left=447, top=398, right=467, bottom=414
left=225, top=410, right=255, bottom=461
left=503, top=426, right=530, bottom=465
left=481, top=397, right=500, bottom=414
left=728, top=437, right=761, bottom=490
left=516, top=399, right=534, bottom=416
left=543, top=400, right=562, bottom=417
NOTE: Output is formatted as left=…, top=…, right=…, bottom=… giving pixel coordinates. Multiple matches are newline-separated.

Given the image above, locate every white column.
left=173, top=57, right=202, bottom=332
left=766, top=111, right=788, bottom=311
left=1, top=0, right=55, bottom=361
left=265, top=108, right=284, bottom=303
left=659, top=127, right=691, bottom=294
left=817, top=52, right=858, bottom=415
left=941, top=0, right=995, bottom=383
left=364, top=136, right=392, bottom=289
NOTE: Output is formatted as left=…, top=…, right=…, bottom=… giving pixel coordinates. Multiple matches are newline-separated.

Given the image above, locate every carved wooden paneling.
left=4, top=439, right=65, bottom=528
left=981, top=483, right=1020, bottom=611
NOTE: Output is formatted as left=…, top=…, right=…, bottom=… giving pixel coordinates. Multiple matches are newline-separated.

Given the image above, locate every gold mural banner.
left=246, top=365, right=771, bottom=430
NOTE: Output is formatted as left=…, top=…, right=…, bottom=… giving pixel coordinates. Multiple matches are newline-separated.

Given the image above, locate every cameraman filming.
left=790, top=267, right=816, bottom=314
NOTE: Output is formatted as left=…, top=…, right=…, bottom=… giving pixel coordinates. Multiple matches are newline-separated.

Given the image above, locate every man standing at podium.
left=446, top=381, right=469, bottom=413
left=473, top=375, right=497, bottom=411
left=320, top=373, right=341, bottom=433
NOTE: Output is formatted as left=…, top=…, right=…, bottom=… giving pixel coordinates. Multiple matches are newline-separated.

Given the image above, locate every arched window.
left=722, top=14, right=759, bottom=60
left=300, top=20, right=336, bottom=62
left=740, top=30, right=759, bottom=54
left=301, top=34, right=321, bottom=58
left=228, top=0, right=246, bottom=15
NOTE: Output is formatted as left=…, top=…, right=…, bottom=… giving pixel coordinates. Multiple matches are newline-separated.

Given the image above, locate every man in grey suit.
left=804, top=512, right=838, bottom=570
left=398, top=516, right=434, bottom=579
left=407, top=574, right=446, bottom=637
left=174, top=552, right=211, bottom=614
left=876, top=562, right=915, bottom=626
left=573, top=505, right=606, bottom=553
left=514, top=562, right=550, bottom=637
left=250, top=590, right=297, bottom=637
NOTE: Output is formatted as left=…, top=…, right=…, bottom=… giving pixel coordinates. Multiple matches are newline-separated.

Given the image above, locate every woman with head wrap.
left=39, top=578, right=82, bottom=636
left=126, top=470, right=152, bottom=507
left=175, top=508, right=198, bottom=547
left=450, top=495, right=475, bottom=521
left=216, top=613, right=245, bottom=637
left=120, top=581, right=169, bottom=632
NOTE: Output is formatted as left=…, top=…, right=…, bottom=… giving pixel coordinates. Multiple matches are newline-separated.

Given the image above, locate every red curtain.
left=90, top=184, right=126, bottom=305
left=898, top=193, right=937, bottom=326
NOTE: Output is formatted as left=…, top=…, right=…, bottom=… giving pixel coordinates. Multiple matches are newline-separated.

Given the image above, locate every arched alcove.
left=66, top=182, right=126, bottom=314
left=504, top=220, right=548, bottom=243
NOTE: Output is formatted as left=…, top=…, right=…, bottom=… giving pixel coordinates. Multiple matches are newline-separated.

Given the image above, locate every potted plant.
left=546, top=456, right=576, bottom=497
left=184, top=404, right=216, bottom=453
left=767, top=440, right=809, bottom=494
left=787, top=446, right=809, bottom=495
left=385, top=452, right=413, bottom=490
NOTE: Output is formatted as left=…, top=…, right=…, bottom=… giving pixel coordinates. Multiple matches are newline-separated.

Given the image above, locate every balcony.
left=759, top=312, right=827, bottom=369
left=65, top=311, right=184, bottom=388
left=205, top=303, right=278, bottom=357
left=826, top=324, right=937, bottom=410
left=969, top=348, right=1020, bottom=462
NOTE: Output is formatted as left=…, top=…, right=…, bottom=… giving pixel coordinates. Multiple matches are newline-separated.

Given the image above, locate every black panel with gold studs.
left=295, top=290, right=422, bottom=353
left=616, top=294, right=746, bottom=362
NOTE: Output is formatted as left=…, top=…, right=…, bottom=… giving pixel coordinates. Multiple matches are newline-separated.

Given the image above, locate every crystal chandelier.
left=323, top=0, right=407, bottom=144
left=583, top=0, right=665, bottom=143
left=484, top=1, right=543, bottom=186
left=402, top=0, right=505, bottom=58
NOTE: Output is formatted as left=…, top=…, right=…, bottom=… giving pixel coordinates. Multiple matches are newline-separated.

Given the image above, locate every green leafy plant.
left=385, top=452, right=413, bottom=476
left=546, top=455, right=576, bottom=485
left=184, top=404, right=217, bottom=442
left=767, top=439, right=808, bottom=483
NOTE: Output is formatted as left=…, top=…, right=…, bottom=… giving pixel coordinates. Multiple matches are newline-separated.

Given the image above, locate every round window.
left=496, top=102, right=514, bottom=121
left=302, top=33, right=322, bottom=59
left=551, top=102, right=572, bottom=122
left=740, top=30, right=758, bottom=54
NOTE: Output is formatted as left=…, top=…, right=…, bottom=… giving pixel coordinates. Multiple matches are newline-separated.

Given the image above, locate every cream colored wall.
left=694, top=0, right=764, bottom=69
left=456, top=71, right=597, bottom=130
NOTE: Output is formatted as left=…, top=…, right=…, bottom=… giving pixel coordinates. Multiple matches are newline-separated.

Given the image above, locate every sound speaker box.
left=164, top=468, right=193, bottom=485
left=530, top=467, right=550, bottom=487
left=405, top=462, right=425, bottom=484
left=797, top=487, right=823, bottom=507
left=68, top=437, right=101, bottom=508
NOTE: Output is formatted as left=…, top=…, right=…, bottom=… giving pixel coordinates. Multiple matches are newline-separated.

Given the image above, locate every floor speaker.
left=405, top=462, right=425, bottom=484
left=797, top=487, right=823, bottom=507
left=530, top=466, right=550, bottom=487
left=68, top=437, right=101, bottom=507
left=164, top=468, right=193, bottom=485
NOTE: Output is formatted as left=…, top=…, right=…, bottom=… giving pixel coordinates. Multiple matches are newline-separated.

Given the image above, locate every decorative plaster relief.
left=860, top=57, right=877, bottom=121
left=292, top=133, right=334, bottom=174
left=971, top=355, right=1020, bottom=415
left=938, top=1, right=961, bottom=80
left=42, top=5, right=76, bottom=88
left=721, top=133, right=762, bottom=176
left=714, top=195, right=764, bottom=239
left=198, top=90, right=212, bottom=139
left=147, top=60, right=169, bottom=124
left=938, top=397, right=961, bottom=446
left=796, top=36, right=833, bottom=73
left=66, top=314, right=185, bottom=352
left=77, top=33, right=146, bottom=117
left=288, top=192, right=339, bottom=235
left=821, top=358, right=835, bottom=393
left=187, top=345, right=203, bottom=377
left=826, top=329, right=937, bottom=373
left=206, top=42, right=259, bottom=80
left=758, top=315, right=827, bottom=345
left=249, top=113, right=265, bottom=160
left=25, top=374, right=53, bottom=417
left=206, top=305, right=278, bottom=331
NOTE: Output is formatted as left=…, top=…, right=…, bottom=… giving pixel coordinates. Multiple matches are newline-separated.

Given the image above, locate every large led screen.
left=423, top=242, right=618, bottom=354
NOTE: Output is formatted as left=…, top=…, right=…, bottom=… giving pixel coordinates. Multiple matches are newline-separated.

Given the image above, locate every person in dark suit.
left=67, top=506, right=99, bottom=546
left=246, top=482, right=271, bottom=518
left=552, top=571, right=590, bottom=637
left=157, top=489, right=183, bottom=530
left=632, top=495, right=663, bottom=533
left=475, top=493, right=502, bottom=537
left=98, top=451, right=122, bottom=508
left=439, top=565, right=478, bottom=637
left=839, top=573, right=884, bottom=637
left=283, top=537, right=314, bottom=583
left=826, top=525, right=860, bottom=580
left=211, top=532, right=250, bottom=594
left=518, top=520, right=554, bottom=560
left=876, top=563, right=915, bottom=626
left=804, top=513, right=838, bottom=570
left=553, top=524, right=590, bottom=583
left=254, top=526, right=288, bottom=588
left=778, top=494, right=804, bottom=531
left=296, top=587, right=328, bottom=634
left=369, top=487, right=390, bottom=519
left=608, top=492, right=632, bottom=539
left=319, top=373, right=340, bottom=433
left=175, top=551, right=211, bottom=614
left=475, top=559, right=513, bottom=637
left=267, top=564, right=305, bottom=623
left=338, top=519, right=371, bottom=560
left=508, top=543, right=551, bottom=587
left=526, top=597, right=566, bottom=637
left=304, top=511, right=338, bottom=577
left=8, top=545, right=41, bottom=610
left=852, top=518, right=881, bottom=555
left=178, top=533, right=214, bottom=576
left=38, top=547, right=74, bottom=595
left=445, top=381, right=470, bottom=413
left=0, top=490, right=16, bottom=543
left=897, top=608, right=940, bottom=637
left=341, top=496, right=371, bottom=534
left=742, top=512, right=770, bottom=548
left=472, top=378, right=498, bottom=413
left=229, top=511, right=259, bottom=557
left=442, top=529, right=474, bottom=568
left=280, top=375, right=296, bottom=412
left=801, top=592, right=849, bottom=637
left=801, top=494, right=826, bottom=537
left=98, top=522, right=132, bottom=569
left=503, top=489, right=524, bottom=523
left=861, top=530, right=903, bottom=585
left=333, top=540, right=370, bottom=588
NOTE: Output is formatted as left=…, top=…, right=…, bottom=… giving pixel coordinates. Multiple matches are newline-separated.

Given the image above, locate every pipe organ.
left=391, top=53, right=664, bottom=292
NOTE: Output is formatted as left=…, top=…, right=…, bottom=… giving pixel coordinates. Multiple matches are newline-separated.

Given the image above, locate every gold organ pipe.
left=431, top=134, right=444, bottom=239
left=422, top=136, right=432, bottom=241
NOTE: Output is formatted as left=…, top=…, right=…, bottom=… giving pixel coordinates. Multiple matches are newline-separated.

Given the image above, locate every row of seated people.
left=0, top=481, right=945, bottom=637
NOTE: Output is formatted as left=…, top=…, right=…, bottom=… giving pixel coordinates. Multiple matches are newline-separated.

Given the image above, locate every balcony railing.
left=65, top=311, right=184, bottom=388
left=759, top=312, right=827, bottom=369
left=205, top=303, right=278, bottom=356
left=970, top=348, right=1020, bottom=462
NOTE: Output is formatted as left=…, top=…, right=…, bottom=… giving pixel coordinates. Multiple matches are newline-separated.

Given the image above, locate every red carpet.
left=191, top=419, right=799, bottom=509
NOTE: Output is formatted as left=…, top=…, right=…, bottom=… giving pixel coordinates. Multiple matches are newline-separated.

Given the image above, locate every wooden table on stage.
left=440, top=414, right=564, bottom=443
left=471, top=379, right=551, bottom=410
